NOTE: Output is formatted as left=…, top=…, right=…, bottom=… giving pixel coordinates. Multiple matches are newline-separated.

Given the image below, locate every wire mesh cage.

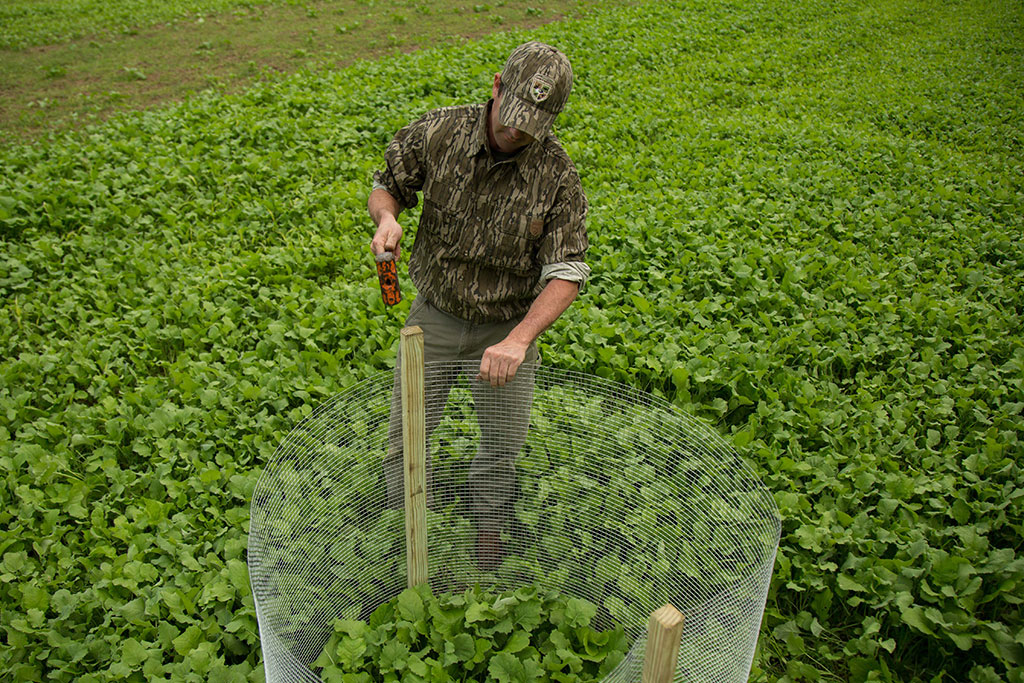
left=248, top=353, right=781, bottom=683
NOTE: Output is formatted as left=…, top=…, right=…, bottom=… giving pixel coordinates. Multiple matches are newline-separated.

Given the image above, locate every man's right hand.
left=368, top=188, right=405, bottom=260
left=371, top=214, right=403, bottom=261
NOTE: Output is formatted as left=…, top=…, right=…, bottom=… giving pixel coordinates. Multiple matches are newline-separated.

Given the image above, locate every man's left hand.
left=478, top=339, right=529, bottom=387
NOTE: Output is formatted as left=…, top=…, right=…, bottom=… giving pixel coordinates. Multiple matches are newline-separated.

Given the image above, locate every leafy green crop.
left=312, top=584, right=627, bottom=683
left=1, top=0, right=1022, bottom=681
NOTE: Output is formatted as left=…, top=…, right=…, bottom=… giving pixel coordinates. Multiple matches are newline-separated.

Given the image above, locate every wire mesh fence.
left=248, top=361, right=781, bottom=682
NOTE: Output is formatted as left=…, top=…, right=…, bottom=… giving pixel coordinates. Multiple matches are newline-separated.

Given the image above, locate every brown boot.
left=476, top=530, right=503, bottom=571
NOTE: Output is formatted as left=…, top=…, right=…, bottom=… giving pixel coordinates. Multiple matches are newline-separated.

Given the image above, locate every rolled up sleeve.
left=540, top=261, right=591, bottom=289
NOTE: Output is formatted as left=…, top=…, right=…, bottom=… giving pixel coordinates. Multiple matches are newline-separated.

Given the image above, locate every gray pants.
left=383, top=297, right=538, bottom=533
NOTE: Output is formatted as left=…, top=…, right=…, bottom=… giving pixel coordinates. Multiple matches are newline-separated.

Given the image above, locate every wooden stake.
left=641, top=603, right=685, bottom=683
left=401, top=326, right=428, bottom=588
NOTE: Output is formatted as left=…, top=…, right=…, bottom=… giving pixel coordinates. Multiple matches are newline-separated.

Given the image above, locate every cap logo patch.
left=530, top=75, right=553, bottom=103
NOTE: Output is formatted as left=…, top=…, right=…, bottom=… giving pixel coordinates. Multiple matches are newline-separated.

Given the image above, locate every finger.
left=499, top=360, right=516, bottom=387
left=384, top=227, right=402, bottom=260
left=500, top=361, right=520, bottom=387
left=371, top=231, right=389, bottom=256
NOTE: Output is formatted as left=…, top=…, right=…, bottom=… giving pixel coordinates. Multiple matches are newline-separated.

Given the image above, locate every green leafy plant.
left=313, top=584, right=628, bottom=683
left=120, top=65, right=147, bottom=80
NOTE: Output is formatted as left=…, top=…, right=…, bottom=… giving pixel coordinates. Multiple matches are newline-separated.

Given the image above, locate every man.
left=368, top=41, right=590, bottom=569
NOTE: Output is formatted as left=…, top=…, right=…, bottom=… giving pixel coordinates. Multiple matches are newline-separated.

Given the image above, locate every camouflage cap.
left=498, top=41, right=573, bottom=140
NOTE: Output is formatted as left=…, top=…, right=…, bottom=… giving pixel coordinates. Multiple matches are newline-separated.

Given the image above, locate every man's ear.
left=492, top=72, right=502, bottom=98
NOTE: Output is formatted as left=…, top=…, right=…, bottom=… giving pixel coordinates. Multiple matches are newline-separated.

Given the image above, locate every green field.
left=1, top=0, right=1023, bottom=681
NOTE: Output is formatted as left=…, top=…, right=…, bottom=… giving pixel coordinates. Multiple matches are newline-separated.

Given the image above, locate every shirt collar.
left=472, top=99, right=541, bottom=177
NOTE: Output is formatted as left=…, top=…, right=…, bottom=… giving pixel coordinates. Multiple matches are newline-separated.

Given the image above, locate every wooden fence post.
left=641, top=603, right=685, bottom=683
left=401, top=326, right=428, bottom=587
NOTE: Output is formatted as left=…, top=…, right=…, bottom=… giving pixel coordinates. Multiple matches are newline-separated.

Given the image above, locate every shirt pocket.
left=422, top=198, right=463, bottom=249
left=487, top=212, right=543, bottom=275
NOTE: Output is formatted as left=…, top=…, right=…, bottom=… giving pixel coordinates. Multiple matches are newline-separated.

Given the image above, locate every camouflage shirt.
left=372, top=100, right=588, bottom=323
